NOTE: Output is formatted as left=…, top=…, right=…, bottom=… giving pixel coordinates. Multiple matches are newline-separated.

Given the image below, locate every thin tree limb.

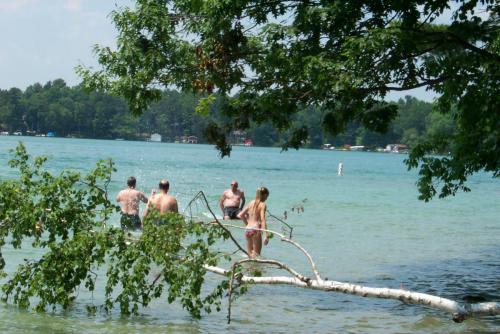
left=184, top=191, right=249, bottom=256
left=220, top=223, right=323, bottom=281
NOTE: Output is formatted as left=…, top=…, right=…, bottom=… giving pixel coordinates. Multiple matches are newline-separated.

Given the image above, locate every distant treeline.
left=0, top=79, right=454, bottom=149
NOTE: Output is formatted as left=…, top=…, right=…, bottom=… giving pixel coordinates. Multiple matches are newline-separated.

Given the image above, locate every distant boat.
left=13, top=131, right=22, bottom=136
left=115, top=138, right=124, bottom=141
left=47, top=131, right=55, bottom=137
left=0, top=131, right=9, bottom=136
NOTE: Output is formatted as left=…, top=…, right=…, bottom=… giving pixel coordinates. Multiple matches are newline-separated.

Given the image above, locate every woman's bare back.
left=241, top=200, right=266, bottom=229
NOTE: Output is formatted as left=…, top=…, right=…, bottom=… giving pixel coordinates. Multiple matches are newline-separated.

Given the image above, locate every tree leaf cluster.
left=78, top=0, right=499, bottom=200
left=0, top=143, right=231, bottom=317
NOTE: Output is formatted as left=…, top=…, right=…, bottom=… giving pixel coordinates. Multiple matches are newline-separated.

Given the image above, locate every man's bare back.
left=116, top=177, right=148, bottom=231
left=148, top=193, right=178, bottom=214
left=116, top=183, right=148, bottom=215
left=143, top=179, right=179, bottom=220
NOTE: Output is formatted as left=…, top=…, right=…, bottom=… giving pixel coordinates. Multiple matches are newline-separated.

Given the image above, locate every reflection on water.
left=0, top=137, right=498, bottom=333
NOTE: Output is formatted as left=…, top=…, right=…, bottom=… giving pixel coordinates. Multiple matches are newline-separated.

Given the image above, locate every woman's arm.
left=260, top=203, right=269, bottom=245
left=237, top=204, right=250, bottom=226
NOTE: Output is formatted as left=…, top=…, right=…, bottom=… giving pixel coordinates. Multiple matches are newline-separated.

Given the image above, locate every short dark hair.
left=159, top=179, right=170, bottom=191
left=127, top=176, right=136, bottom=187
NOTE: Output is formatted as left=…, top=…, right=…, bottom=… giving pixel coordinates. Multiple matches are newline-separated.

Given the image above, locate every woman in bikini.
left=237, top=187, right=270, bottom=258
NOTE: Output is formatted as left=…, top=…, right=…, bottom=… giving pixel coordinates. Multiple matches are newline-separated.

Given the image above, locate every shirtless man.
left=219, top=181, right=245, bottom=220
left=116, top=176, right=148, bottom=230
left=143, top=179, right=178, bottom=223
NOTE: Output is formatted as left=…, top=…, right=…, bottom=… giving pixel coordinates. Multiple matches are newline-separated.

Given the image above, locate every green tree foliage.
left=77, top=0, right=499, bottom=200
left=0, top=143, right=231, bottom=316
left=0, top=81, right=205, bottom=141
left=1, top=80, right=449, bottom=152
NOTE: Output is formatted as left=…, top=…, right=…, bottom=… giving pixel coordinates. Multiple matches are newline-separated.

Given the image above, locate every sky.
left=0, top=0, right=133, bottom=90
left=0, top=0, right=455, bottom=102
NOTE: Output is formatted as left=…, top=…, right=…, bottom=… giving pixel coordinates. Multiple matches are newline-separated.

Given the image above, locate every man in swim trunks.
left=143, top=179, right=179, bottom=225
left=116, top=176, right=148, bottom=231
left=219, top=180, right=245, bottom=220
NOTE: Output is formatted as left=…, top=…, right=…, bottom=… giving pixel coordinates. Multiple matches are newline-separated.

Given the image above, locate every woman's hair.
left=253, top=187, right=269, bottom=214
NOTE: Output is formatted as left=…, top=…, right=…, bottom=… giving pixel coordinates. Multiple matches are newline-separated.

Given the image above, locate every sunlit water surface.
left=0, top=136, right=498, bottom=333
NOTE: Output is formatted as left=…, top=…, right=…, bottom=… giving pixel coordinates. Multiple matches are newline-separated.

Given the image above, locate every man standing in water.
left=143, top=179, right=179, bottom=221
left=116, top=176, right=148, bottom=231
left=220, top=180, right=245, bottom=220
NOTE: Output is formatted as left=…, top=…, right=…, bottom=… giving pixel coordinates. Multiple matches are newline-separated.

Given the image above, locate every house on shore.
left=384, top=144, right=408, bottom=153
left=177, top=135, right=198, bottom=143
left=150, top=133, right=162, bottom=142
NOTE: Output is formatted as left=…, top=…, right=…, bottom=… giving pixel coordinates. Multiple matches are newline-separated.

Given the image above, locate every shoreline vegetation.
left=0, top=79, right=452, bottom=154
left=0, top=133, right=410, bottom=154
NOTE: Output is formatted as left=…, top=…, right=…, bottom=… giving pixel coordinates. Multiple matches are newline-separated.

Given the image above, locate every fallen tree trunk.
left=185, top=192, right=500, bottom=323
left=204, top=265, right=500, bottom=323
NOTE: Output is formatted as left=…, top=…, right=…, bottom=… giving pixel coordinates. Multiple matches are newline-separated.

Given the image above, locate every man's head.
left=230, top=181, right=238, bottom=191
left=127, top=176, right=136, bottom=188
left=159, top=179, right=170, bottom=192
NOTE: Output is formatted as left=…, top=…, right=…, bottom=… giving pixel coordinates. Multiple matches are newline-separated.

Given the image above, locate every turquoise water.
left=0, top=136, right=498, bottom=333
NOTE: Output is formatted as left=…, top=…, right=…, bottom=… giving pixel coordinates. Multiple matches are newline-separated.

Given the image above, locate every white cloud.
left=64, top=0, right=82, bottom=12
left=0, top=0, right=38, bottom=12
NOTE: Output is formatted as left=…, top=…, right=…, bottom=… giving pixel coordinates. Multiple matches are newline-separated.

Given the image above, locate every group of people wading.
left=116, top=177, right=270, bottom=258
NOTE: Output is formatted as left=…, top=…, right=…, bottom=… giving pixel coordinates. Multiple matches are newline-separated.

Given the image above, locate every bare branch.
left=184, top=191, right=249, bottom=256
left=221, top=223, right=323, bottom=281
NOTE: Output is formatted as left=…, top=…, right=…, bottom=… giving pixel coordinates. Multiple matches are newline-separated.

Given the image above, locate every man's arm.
left=239, top=191, right=245, bottom=209
left=219, top=191, right=226, bottom=211
left=116, top=191, right=122, bottom=202
left=171, top=198, right=179, bottom=214
left=143, top=190, right=156, bottom=219
left=139, top=192, right=148, bottom=203
left=143, top=202, right=150, bottom=219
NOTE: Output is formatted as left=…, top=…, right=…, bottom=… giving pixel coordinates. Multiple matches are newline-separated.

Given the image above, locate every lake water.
left=0, top=136, right=498, bottom=333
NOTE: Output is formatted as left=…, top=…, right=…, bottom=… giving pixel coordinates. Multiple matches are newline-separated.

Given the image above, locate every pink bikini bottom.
left=245, top=228, right=260, bottom=238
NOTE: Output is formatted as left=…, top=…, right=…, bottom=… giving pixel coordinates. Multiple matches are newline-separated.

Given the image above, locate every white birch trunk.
left=184, top=195, right=500, bottom=323
left=204, top=265, right=500, bottom=322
